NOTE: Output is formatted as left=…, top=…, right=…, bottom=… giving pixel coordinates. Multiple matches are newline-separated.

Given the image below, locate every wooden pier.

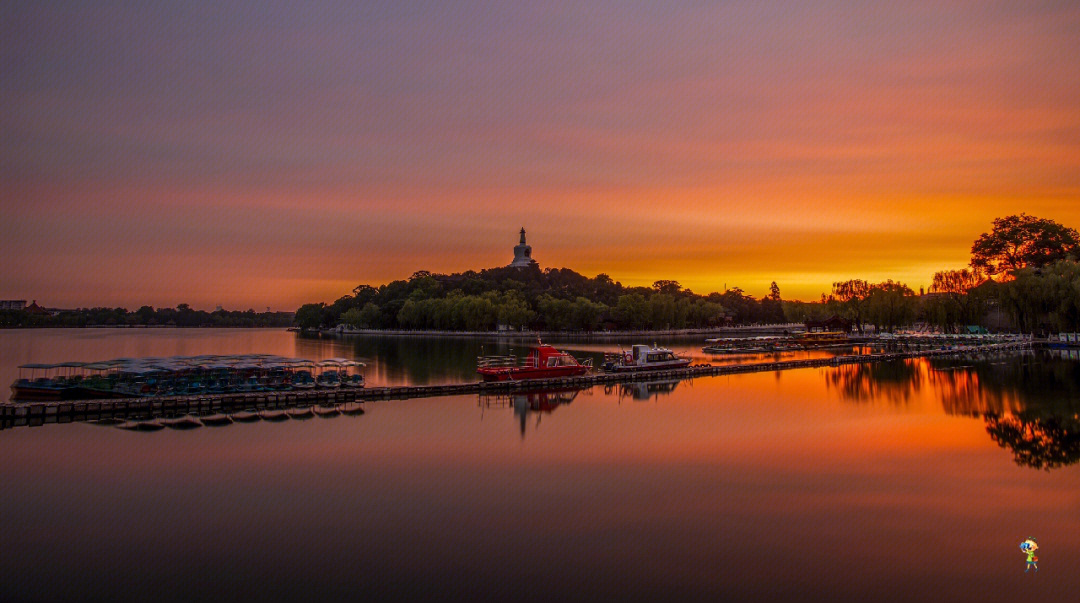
left=0, top=341, right=1033, bottom=430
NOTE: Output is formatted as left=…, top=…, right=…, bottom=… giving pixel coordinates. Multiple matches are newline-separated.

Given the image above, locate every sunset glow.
left=3, top=2, right=1079, bottom=309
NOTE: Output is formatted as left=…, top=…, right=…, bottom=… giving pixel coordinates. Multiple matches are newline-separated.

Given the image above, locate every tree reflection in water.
left=827, top=351, right=1080, bottom=470
left=825, top=359, right=923, bottom=405
left=984, top=412, right=1080, bottom=470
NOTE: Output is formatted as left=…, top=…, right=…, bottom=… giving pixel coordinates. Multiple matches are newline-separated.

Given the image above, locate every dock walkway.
left=0, top=341, right=1033, bottom=430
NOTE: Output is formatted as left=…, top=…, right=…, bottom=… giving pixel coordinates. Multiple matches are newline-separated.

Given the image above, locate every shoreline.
left=313, top=324, right=806, bottom=339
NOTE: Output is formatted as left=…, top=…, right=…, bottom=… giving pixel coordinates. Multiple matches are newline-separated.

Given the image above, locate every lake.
left=1, top=329, right=1078, bottom=601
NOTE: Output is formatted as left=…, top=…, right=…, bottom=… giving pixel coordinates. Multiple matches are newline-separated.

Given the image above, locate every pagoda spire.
left=509, top=228, right=538, bottom=268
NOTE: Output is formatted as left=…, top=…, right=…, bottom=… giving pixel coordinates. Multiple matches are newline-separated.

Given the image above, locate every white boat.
left=603, top=344, right=691, bottom=372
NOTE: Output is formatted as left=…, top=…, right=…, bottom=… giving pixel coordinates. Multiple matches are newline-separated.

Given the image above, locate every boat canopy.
left=17, top=354, right=365, bottom=374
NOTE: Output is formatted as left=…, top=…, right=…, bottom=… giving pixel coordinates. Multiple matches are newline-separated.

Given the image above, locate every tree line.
left=0, top=304, right=294, bottom=328
left=295, top=267, right=790, bottom=331
left=298, top=213, right=1080, bottom=335
left=784, top=214, right=1080, bottom=334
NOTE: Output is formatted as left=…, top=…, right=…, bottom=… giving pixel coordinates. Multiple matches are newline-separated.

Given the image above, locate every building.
left=508, top=227, right=539, bottom=269
left=0, top=300, right=27, bottom=311
left=24, top=300, right=48, bottom=315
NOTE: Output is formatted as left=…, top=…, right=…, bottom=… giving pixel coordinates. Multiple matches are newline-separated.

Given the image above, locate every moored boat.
left=602, top=344, right=691, bottom=372
left=795, top=331, right=850, bottom=347
left=476, top=342, right=591, bottom=382
left=7, top=354, right=369, bottom=402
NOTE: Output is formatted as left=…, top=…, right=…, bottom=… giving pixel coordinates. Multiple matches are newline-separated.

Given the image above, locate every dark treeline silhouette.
left=785, top=214, right=1080, bottom=334
left=296, top=213, right=1079, bottom=334
left=296, top=266, right=789, bottom=331
left=0, top=303, right=294, bottom=328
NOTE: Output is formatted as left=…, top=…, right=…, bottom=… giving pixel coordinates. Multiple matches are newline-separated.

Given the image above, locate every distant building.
left=509, top=228, right=539, bottom=269
left=0, top=300, right=27, bottom=311
left=24, top=300, right=48, bottom=315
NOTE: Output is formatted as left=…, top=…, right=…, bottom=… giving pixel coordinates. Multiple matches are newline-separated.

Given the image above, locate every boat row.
left=702, top=331, right=850, bottom=354
left=476, top=341, right=690, bottom=382
left=10, top=354, right=366, bottom=402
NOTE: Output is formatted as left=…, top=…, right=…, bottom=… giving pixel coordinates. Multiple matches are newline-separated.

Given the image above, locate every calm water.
left=2, top=329, right=1079, bottom=601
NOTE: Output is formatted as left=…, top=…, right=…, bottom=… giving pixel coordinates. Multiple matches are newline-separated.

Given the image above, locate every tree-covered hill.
left=295, top=265, right=788, bottom=331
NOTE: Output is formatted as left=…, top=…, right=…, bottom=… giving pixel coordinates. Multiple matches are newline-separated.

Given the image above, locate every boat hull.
left=610, top=359, right=692, bottom=372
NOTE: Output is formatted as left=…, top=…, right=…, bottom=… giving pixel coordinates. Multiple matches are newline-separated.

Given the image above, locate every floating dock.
left=0, top=341, right=1033, bottom=430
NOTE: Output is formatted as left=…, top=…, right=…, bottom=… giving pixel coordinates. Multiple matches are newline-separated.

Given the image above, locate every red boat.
left=476, top=343, right=591, bottom=382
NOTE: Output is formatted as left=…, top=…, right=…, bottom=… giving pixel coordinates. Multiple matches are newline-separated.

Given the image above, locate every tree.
left=647, top=294, right=677, bottom=329
left=495, top=291, right=535, bottom=329
left=992, top=261, right=1080, bottom=334
left=652, top=280, right=682, bottom=295
left=761, top=281, right=785, bottom=324
left=537, top=295, right=575, bottom=330
left=831, top=279, right=871, bottom=332
left=864, top=280, right=917, bottom=332
left=970, top=214, right=1079, bottom=278
left=294, top=303, right=325, bottom=329
left=570, top=297, right=607, bottom=331
left=925, top=269, right=987, bottom=333
left=615, top=293, right=649, bottom=329
left=358, top=302, right=380, bottom=328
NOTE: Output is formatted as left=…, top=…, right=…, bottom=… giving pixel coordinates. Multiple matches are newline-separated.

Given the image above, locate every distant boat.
left=795, top=331, right=850, bottom=346
left=476, top=342, right=590, bottom=382
left=602, top=344, right=691, bottom=372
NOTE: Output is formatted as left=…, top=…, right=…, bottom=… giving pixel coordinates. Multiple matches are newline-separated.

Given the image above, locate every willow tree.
left=926, top=269, right=987, bottom=333
left=831, top=279, right=871, bottom=333
left=864, top=280, right=917, bottom=333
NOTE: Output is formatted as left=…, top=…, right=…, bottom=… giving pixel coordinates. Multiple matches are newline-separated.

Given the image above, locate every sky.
left=2, top=1, right=1079, bottom=310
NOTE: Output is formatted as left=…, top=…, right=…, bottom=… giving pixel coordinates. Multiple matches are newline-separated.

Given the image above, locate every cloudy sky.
left=3, top=1, right=1078, bottom=309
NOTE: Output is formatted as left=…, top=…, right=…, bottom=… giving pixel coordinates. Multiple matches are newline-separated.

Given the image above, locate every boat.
left=602, top=344, right=691, bottom=372
left=317, top=358, right=365, bottom=388
left=702, top=336, right=790, bottom=354
left=7, top=354, right=369, bottom=402
left=794, top=331, right=850, bottom=347
left=476, top=342, right=591, bottom=382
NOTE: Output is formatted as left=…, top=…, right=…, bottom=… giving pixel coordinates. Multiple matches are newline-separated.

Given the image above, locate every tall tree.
left=970, top=214, right=1079, bottom=277
left=926, top=269, right=987, bottom=333
left=831, top=279, right=871, bottom=333
left=294, top=303, right=325, bottom=329
left=864, top=280, right=917, bottom=333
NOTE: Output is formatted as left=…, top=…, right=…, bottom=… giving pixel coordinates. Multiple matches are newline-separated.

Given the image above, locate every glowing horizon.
left=2, top=2, right=1078, bottom=311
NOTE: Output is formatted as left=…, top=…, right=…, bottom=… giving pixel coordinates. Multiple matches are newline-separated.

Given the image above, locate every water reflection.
left=478, top=386, right=588, bottom=437
left=984, top=413, right=1080, bottom=470
left=604, top=377, right=684, bottom=402
left=826, top=350, right=1080, bottom=469
left=825, top=360, right=923, bottom=405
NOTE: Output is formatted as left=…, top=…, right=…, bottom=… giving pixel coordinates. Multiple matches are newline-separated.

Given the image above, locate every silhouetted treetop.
left=970, top=214, right=1079, bottom=277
